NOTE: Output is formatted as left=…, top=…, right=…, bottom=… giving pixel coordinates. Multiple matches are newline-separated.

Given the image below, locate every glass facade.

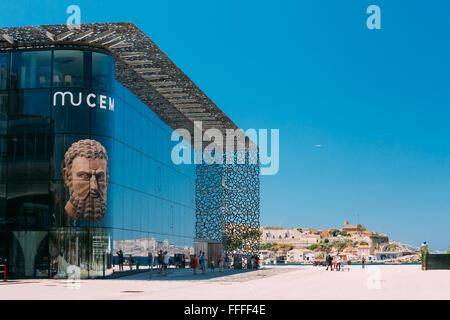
left=0, top=48, right=195, bottom=279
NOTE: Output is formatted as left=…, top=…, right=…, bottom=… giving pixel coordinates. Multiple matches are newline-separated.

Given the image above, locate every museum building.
left=0, top=23, right=260, bottom=278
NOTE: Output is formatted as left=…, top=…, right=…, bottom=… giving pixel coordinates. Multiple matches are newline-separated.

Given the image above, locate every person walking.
left=163, top=251, right=169, bottom=276
left=219, top=256, right=224, bottom=272
left=336, top=258, right=341, bottom=271
left=116, top=250, right=124, bottom=272
left=362, top=256, right=366, bottom=269
left=157, top=250, right=163, bottom=274
left=147, top=253, right=152, bottom=270
left=224, top=255, right=229, bottom=269
left=201, top=252, right=207, bottom=274
left=192, top=254, right=198, bottom=275
left=326, top=255, right=333, bottom=271
left=128, top=255, right=133, bottom=270
left=210, top=259, right=215, bottom=272
left=120, top=250, right=124, bottom=272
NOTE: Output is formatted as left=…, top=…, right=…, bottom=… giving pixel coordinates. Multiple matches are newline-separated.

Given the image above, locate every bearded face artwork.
left=62, top=139, right=109, bottom=222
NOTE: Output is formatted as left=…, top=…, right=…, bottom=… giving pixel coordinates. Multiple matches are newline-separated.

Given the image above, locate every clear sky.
left=1, top=0, right=449, bottom=251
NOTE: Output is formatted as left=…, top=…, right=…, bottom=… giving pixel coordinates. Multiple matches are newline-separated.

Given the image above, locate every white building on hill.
left=261, top=228, right=320, bottom=246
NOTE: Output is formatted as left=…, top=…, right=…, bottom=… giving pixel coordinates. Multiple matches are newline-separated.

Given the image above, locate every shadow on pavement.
left=114, top=268, right=260, bottom=281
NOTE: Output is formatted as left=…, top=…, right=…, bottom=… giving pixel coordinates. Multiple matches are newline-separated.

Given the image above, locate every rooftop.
left=0, top=22, right=255, bottom=150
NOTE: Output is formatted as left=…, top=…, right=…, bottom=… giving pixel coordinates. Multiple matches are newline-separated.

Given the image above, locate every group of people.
left=250, top=255, right=260, bottom=269
left=325, top=255, right=367, bottom=271
left=116, top=250, right=255, bottom=276
left=325, top=255, right=342, bottom=271
left=157, top=250, right=170, bottom=276
left=116, top=250, right=139, bottom=271
left=117, top=249, right=177, bottom=276
left=191, top=252, right=226, bottom=275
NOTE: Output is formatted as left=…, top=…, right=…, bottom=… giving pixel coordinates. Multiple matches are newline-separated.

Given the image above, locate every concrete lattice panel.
left=196, top=151, right=260, bottom=254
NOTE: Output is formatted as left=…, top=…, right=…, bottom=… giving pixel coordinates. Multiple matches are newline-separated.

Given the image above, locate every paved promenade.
left=0, top=265, right=448, bottom=300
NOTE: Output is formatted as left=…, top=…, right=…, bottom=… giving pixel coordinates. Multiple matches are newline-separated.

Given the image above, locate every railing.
left=0, top=264, right=6, bottom=281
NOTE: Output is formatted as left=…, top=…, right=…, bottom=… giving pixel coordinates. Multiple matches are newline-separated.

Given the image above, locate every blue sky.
left=1, top=0, right=449, bottom=251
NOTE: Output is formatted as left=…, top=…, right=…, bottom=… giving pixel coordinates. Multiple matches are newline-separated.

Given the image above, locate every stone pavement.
left=0, top=265, right=448, bottom=300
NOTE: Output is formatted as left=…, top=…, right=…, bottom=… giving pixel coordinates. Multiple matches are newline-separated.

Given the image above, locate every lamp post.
left=149, top=251, right=154, bottom=279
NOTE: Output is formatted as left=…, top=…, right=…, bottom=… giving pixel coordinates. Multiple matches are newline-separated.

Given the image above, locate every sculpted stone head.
left=62, top=139, right=109, bottom=222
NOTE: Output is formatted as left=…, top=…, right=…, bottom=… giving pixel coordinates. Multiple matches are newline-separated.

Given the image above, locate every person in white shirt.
left=163, top=251, right=170, bottom=276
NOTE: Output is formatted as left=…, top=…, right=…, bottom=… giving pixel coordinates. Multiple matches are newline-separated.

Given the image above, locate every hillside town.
left=259, top=221, right=421, bottom=264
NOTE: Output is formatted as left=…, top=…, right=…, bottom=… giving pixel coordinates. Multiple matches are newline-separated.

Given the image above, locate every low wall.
left=426, top=254, right=450, bottom=270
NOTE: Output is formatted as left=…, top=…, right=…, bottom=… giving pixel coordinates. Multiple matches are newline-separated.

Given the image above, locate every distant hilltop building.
left=343, top=221, right=365, bottom=232
left=260, top=227, right=320, bottom=246
left=260, top=221, right=389, bottom=249
left=258, top=221, right=420, bottom=263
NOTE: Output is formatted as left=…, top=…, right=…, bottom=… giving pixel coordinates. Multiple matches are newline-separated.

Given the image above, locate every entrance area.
left=194, top=241, right=223, bottom=267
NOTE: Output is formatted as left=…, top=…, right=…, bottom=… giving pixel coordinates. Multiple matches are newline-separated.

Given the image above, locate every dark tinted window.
left=6, top=184, right=50, bottom=226
left=53, top=50, right=89, bottom=88
left=11, top=51, right=51, bottom=89
left=51, top=89, right=90, bottom=134
left=8, top=89, right=50, bottom=116
left=90, top=91, right=115, bottom=137
left=7, top=114, right=51, bottom=180
left=92, top=52, right=114, bottom=92
left=0, top=53, right=9, bottom=90
left=0, top=92, right=7, bottom=114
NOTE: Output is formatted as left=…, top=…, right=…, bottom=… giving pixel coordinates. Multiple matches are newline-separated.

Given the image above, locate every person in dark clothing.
left=326, top=255, right=333, bottom=271
left=116, top=250, right=124, bottom=272
left=362, top=257, right=366, bottom=269
left=224, top=255, right=229, bottom=269
left=157, top=250, right=163, bottom=274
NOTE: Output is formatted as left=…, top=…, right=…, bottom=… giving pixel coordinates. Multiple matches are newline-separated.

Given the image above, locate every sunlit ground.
left=0, top=265, right=448, bottom=300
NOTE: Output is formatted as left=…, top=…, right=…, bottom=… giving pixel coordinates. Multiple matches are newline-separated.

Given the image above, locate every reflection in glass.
left=51, top=89, right=90, bottom=134
left=0, top=114, right=6, bottom=182
left=50, top=229, right=90, bottom=279
left=11, top=51, right=51, bottom=89
left=6, top=183, right=49, bottom=226
left=7, top=113, right=51, bottom=181
left=0, top=53, right=9, bottom=90
left=53, top=50, right=88, bottom=88
left=90, top=93, right=115, bottom=137
left=90, top=228, right=113, bottom=277
left=8, top=89, right=50, bottom=116
left=1, top=48, right=197, bottom=279
left=0, top=93, right=7, bottom=114
left=0, top=184, right=6, bottom=224
left=92, top=52, right=114, bottom=92
left=12, top=231, right=48, bottom=277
